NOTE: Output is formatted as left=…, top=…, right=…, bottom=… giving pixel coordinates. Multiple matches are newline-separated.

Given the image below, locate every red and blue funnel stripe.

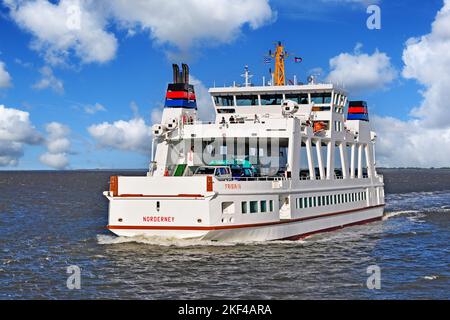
left=347, top=101, right=369, bottom=122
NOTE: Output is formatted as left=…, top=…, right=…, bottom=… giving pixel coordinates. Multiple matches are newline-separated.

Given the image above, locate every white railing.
left=216, top=174, right=372, bottom=182
left=216, top=176, right=287, bottom=182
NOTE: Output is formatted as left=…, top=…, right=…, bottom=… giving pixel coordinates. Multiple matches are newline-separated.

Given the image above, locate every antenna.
left=241, top=65, right=253, bottom=87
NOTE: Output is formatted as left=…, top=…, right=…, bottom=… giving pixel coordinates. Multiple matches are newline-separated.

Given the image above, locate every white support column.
left=287, top=118, right=300, bottom=180
left=339, top=142, right=349, bottom=179
left=326, top=141, right=335, bottom=180
left=371, top=142, right=378, bottom=176
left=150, top=138, right=156, bottom=162
left=306, top=138, right=316, bottom=180
left=365, top=144, right=375, bottom=178
left=357, top=144, right=363, bottom=179
left=153, top=140, right=170, bottom=176
left=350, top=143, right=356, bottom=179
left=315, top=140, right=325, bottom=180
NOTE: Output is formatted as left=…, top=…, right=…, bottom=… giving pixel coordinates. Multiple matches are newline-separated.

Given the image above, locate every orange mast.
left=270, top=41, right=288, bottom=86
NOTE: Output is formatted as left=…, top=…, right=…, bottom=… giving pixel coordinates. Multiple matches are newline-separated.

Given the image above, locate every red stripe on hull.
left=116, top=194, right=204, bottom=198
left=107, top=204, right=385, bottom=231
left=280, top=216, right=382, bottom=241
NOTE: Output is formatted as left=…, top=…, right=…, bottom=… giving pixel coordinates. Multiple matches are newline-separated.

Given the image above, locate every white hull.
left=108, top=190, right=384, bottom=242
left=105, top=177, right=384, bottom=241
left=108, top=206, right=383, bottom=241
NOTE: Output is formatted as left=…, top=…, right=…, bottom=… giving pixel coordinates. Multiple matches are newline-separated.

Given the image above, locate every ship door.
left=279, top=195, right=291, bottom=219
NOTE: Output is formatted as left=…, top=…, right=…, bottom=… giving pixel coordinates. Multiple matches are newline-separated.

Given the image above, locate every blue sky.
left=0, top=0, right=449, bottom=169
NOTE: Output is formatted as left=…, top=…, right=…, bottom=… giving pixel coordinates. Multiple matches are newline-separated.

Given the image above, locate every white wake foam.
left=382, top=210, right=420, bottom=220
left=96, top=234, right=308, bottom=247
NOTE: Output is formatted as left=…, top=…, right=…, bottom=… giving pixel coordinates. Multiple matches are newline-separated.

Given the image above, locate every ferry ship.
left=104, top=42, right=385, bottom=241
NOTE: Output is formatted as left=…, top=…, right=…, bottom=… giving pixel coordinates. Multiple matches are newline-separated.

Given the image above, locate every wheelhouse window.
left=285, top=93, right=309, bottom=104
left=311, top=92, right=332, bottom=104
left=260, top=94, right=283, bottom=105
left=235, top=95, right=258, bottom=106
left=214, top=96, right=234, bottom=107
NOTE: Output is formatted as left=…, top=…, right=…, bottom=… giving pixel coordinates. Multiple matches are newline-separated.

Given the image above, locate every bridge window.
left=260, top=94, right=283, bottom=105
left=311, top=93, right=332, bottom=104
left=285, top=93, right=309, bottom=104
left=236, top=95, right=259, bottom=106
left=214, top=96, right=234, bottom=107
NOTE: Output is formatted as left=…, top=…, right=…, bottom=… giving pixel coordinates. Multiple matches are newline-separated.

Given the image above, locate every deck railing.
left=216, top=175, right=372, bottom=182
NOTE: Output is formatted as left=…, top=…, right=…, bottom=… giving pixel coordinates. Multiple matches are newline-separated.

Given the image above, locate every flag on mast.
left=294, top=57, right=303, bottom=63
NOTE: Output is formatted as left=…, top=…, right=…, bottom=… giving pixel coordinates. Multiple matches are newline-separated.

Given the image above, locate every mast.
left=241, top=65, right=253, bottom=87
left=270, top=41, right=288, bottom=86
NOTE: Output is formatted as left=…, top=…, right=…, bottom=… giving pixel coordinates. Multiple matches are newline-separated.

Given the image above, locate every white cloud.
left=402, top=0, right=450, bottom=128
left=14, top=58, right=33, bottom=68
left=150, top=107, right=163, bottom=125
left=88, top=117, right=152, bottom=154
left=326, top=44, right=397, bottom=93
left=108, top=0, right=274, bottom=52
left=373, top=0, right=450, bottom=167
left=5, top=0, right=273, bottom=64
left=39, top=122, right=71, bottom=169
left=0, top=104, right=42, bottom=166
left=190, top=75, right=215, bottom=121
left=39, top=152, right=69, bottom=169
left=84, top=102, right=106, bottom=114
left=32, top=66, right=64, bottom=94
left=130, top=101, right=140, bottom=118
left=373, top=116, right=450, bottom=168
left=0, top=61, right=12, bottom=88
left=5, top=0, right=118, bottom=65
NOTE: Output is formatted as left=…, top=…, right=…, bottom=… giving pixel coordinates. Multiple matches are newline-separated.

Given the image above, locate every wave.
left=423, top=275, right=439, bottom=280
left=382, top=210, right=420, bottom=220
left=97, top=234, right=237, bottom=247
left=96, top=234, right=309, bottom=247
